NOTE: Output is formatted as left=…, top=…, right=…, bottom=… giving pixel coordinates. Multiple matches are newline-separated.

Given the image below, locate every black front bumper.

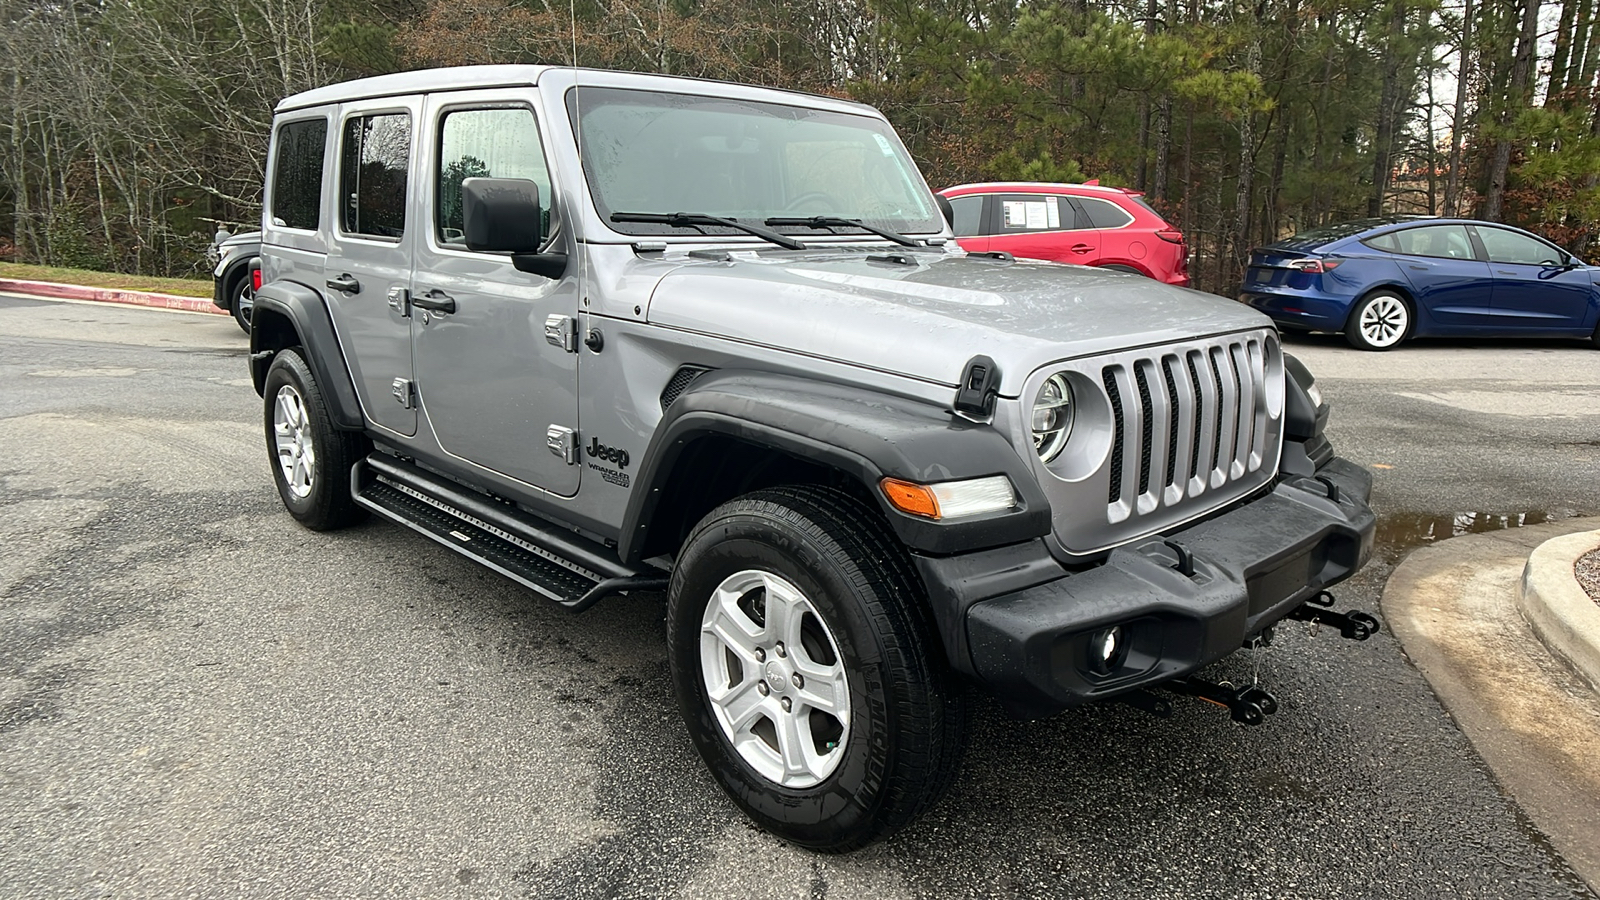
left=914, top=456, right=1375, bottom=719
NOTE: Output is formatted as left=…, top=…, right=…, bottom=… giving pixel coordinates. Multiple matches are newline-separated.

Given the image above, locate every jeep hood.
left=644, top=252, right=1273, bottom=395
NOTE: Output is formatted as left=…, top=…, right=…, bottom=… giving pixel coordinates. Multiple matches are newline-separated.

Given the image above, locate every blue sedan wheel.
left=1347, top=290, right=1411, bottom=351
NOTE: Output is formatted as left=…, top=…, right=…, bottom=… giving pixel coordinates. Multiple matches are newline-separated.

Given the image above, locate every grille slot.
left=1104, top=367, right=1125, bottom=504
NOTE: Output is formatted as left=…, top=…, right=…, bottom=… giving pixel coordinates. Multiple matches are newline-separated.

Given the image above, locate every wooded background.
left=2, top=0, right=1594, bottom=294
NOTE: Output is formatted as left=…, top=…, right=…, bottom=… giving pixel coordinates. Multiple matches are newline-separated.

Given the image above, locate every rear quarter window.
left=1076, top=196, right=1134, bottom=228
left=271, top=118, right=328, bottom=231
left=1361, top=233, right=1400, bottom=252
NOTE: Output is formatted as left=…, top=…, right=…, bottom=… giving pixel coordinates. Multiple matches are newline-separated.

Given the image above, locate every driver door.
left=1474, top=225, right=1593, bottom=330
left=410, top=93, right=581, bottom=496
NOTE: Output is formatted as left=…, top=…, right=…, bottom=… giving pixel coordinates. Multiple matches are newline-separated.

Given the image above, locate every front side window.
left=996, top=194, right=1073, bottom=233
left=570, top=87, right=941, bottom=238
left=340, top=112, right=411, bottom=239
left=1476, top=227, right=1564, bottom=266
left=271, top=118, right=327, bottom=230
left=1391, top=225, right=1475, bottom=260
left=436, top=107, right=551, bottom=246
left=948, top=195, right=984, bottom=236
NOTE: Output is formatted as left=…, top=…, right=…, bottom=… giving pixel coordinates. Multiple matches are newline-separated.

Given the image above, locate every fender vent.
left=660, top=365, right=713, bottom=410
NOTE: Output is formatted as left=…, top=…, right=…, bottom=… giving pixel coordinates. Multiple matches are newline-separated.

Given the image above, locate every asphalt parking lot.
left=2, top=294, right=1598, bottom=899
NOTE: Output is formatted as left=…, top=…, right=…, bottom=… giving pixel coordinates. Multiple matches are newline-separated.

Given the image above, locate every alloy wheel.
left=699, top=569, right=851, bottom=788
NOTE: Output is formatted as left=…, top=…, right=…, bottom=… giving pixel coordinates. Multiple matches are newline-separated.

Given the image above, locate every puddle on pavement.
left=1375, top=510, right=1554, bottom=563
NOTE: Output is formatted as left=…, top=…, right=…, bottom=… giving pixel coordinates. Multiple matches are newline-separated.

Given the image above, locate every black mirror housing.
left=463, top=177, right=544, bottom=252
left=935, top=194, right=955, bottom=229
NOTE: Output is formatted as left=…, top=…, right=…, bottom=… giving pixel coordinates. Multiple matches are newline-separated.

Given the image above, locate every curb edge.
left=1517, top=529, right=1600, bottom=694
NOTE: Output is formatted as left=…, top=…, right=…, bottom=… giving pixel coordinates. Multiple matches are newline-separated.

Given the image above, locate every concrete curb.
left=1518, top=529, right=1600, bottom=693
left=0, top=277, right=225, bottom=316
left=1381, top=517, right=1600, bottom=894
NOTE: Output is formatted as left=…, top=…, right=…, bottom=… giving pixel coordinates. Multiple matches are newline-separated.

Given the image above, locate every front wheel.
left=667, top=486, right=966, bottom=852
left=261, top=348, right=367, bottom=530
left=1346, top=290, right=1412, bottom=350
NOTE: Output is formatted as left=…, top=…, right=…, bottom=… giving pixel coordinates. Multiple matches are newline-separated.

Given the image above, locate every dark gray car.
left=247, top=65, right=1378, bottom=851
left=211, top=229, right=260, bottom=333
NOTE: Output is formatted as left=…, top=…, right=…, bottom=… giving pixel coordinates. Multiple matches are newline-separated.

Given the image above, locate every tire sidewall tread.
left=261, top=347, right=367, bottom=531
left=666, top=485, right=965, bottom=852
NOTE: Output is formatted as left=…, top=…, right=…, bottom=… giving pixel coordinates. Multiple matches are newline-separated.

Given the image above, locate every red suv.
left=938, top=182, right=1189, bottom=286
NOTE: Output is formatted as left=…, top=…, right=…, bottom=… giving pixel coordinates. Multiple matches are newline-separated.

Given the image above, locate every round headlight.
left=1032, top=373, right=1075, bottom=463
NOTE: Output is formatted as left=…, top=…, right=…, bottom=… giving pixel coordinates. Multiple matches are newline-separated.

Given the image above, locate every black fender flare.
left=248, top=280, right=365, bottom=431
left=617, top=370, right=1052, bottom=562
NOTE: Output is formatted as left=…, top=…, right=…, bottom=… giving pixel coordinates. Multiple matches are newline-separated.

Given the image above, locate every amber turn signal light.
left=880, top=478, right=941, bottom=519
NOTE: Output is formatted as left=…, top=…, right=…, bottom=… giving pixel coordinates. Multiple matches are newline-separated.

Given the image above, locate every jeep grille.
left=1024, top=330, right=1284, bottom=555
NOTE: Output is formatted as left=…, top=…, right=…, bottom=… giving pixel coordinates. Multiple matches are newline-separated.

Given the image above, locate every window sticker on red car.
left=1003, top=199, right=1060, bottom=230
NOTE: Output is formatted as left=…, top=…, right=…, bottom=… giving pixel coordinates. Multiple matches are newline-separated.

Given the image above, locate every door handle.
left=1071, top=244, right=1093, bottom=253
left=326, top=273, right=361, bottom=294
left=1496, top=270, right=1516, bottom=275
left=412, top=289, right=456, bottom=314
left=1407, top=265, right=1428, bottom=270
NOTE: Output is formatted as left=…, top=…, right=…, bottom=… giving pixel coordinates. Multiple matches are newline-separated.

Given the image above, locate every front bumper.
left=915, top=456, right=1374, bottom=719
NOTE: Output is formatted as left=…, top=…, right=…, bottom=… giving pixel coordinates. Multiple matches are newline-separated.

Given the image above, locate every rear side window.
left=1075, top=196, right=1134, bottom=228
left=436, top=107, right=551, bottom=246
left=996, top=194, right=1074, bottom=233
left=1476, top=226, right=1565, bottom=265
left=271, top=118, right=327, bottom=231
left=1362, top=232, right=1401, bottom=252
left=1390, top=225, right=1475, bottom=260
left=340, top=112, right=412, bottom=239
left=948, top=195, right=984, bottom=236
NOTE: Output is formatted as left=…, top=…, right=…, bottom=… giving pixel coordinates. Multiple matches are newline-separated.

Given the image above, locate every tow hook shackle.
left=1286, top=590, right=1381, bottom=641
left=1165, top=676, right=1280, bottom=726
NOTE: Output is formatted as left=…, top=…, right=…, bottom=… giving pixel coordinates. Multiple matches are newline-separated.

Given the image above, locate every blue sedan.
left=1239, top=217, right=1600, bottom=350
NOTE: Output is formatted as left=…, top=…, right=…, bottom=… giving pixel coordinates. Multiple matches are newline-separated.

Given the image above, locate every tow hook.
left=1165, top=676, right=1280, bottom=726
left=1285, top=590, right=1381, bottom=641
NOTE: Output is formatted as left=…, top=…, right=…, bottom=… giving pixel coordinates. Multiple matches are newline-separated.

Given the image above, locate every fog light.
left=1090, top=625, right=1126, bottom=675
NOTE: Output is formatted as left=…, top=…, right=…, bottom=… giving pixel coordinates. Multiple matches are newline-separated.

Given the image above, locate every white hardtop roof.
left=275, top=65, right=879, bottom=117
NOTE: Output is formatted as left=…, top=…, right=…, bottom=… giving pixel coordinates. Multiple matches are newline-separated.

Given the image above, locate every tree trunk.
left=1368, top=0, right=1408, bottom=217
left=1483, top=0, right=1542, bottom=222
left=1444, top=0, right=1473, bottom=216
left=1548, top=0, right=1579, bottom=104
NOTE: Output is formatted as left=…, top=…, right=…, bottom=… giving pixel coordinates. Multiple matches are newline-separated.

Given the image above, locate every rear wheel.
left=1346, top=290, right=1412, bottom=351
left=261, top=348, right=367, bottom=530
left=229, top=272, right=254, bottom=334
left=667, top=485, right=966, bottom=851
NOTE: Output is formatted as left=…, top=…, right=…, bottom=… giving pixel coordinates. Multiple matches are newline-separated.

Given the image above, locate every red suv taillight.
left=1287, top=258, right=1341, bottom=273
left=250, top=261, right=262, bottom=291
left=1156, top=229, right=1184, bottom=244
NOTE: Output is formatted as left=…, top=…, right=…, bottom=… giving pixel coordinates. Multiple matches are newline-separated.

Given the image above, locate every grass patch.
left=0, top=262, right=212, bottom=299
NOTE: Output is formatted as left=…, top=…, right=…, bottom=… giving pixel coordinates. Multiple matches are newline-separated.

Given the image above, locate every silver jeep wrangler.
left=249, top=65, right=1377, bottom=851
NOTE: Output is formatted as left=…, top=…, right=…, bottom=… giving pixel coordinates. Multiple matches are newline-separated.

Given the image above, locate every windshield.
left=567, top=87, right=942, bottom=239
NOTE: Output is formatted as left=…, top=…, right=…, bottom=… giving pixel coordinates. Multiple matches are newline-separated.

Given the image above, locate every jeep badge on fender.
left=586, top=437, right=629, bottom=468
left=248, top=65, right=1377, bottom=852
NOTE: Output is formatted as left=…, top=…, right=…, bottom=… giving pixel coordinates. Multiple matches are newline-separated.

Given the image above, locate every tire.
left=228, top=271, right=254, bottom=335
left=261, top=348, right=368, bottom=530
left=1590, top=320, right=1599, bottom=349
left=1345, top=290, right=1412, bottom=351
left=667, top=485, right=967, bottom=852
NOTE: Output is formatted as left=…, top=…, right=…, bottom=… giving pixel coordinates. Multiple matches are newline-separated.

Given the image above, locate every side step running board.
left=351, top=453, right=666, bottom=611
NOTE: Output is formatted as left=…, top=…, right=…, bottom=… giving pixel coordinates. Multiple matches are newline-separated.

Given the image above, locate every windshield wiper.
left=763, top=216, right=921, bottom=248
left=610, top=212, right=806, bottom=250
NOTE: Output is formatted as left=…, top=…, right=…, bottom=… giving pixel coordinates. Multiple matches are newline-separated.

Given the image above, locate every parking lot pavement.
left=3, top=295, right=1598, bottom=899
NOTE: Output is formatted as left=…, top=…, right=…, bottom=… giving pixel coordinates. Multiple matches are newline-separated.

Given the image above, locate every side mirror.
left=462, top=177, right=544, bottom=253
left=935, top=195, right=955, bottom=229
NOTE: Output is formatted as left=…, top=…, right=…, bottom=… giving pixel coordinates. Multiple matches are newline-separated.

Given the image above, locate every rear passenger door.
left=1383, top=224, right=1495, bottom=327
left=1072, top=195, right=1136, bottom=266
left=987, top=193, right=1094, bottom=264
left=410, top=93, right=581, bottom=496
left=324, top=100, right=421, bottom=437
